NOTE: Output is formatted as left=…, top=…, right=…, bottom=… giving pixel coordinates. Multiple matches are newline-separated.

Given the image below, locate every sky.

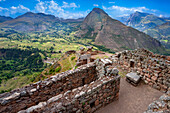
left=0, top=0, right=170, bottom=19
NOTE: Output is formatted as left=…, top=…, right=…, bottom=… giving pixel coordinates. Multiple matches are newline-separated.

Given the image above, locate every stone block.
left=126, top=72, right=141, bottom=85
left=151, top=76, right=157, bottom=81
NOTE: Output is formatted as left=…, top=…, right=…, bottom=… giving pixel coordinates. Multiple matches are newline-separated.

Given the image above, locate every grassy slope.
left=0, top=72, right=45, bottom=93
left=59, top=54, right=77, bottom=72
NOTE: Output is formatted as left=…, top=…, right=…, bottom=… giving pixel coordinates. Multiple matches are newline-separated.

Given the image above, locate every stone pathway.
left=96, top=77, right=163, bottom=113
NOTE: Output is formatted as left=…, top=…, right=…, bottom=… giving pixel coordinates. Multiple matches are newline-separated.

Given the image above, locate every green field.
left=0, top=25, right=115, bottom=93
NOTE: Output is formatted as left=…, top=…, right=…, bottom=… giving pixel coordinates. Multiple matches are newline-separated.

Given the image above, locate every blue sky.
left=0, top=0, right=170, bottom=19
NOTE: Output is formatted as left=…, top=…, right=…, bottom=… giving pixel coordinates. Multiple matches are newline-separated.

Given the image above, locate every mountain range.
left=120, top=11, right=170, bottom=49
left=0, top=12, right=83, bottom=32
left=0, top=8, right=167, bottom=54
left=76, top=8, right=165, bottom=53
left=124, top=11, right=168, bottom=31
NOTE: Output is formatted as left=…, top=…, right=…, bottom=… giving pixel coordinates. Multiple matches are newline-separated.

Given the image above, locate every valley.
left=0, top=8, right=169, bottom=94
left=0, top=0, right=169, bottom=111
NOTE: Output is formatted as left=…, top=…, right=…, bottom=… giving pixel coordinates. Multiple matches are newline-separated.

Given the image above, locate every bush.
left=49, top=68, right=55, bottom=74
left=71, top=56, right=76, bottom=61
left=75, top=66, right=78, bottom=69
left=55, top=66, right=61, bottom=72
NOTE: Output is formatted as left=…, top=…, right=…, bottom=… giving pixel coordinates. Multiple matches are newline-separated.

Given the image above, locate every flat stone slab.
left=126, top=72, right=141, bottom=85
left=101, top=59, right=112, bottom=65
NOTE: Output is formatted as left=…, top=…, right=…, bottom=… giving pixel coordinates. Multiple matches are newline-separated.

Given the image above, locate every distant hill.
left=0, top=16, right=13, bottom=23
left=125, top=11, right=166, bottom=31
left=76, top=8, right=166, bottom=53
left=120, top=11, right=170, bottom=48
left=62, top=17, right=84, bottom=23
left=0, top=12, right=83, bottom=32
left=0, top=12, right=61, bottom=32
left=145, top=22, right=170, bottom=49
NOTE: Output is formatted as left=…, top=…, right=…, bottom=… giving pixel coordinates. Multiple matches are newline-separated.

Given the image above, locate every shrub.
left=71, top=56, right=76, bottom=61
left=49, top=68, right=55, bottom=74
left=75, top=66, right=78, bottom=69
left=55, top=66, right=61, bottom=72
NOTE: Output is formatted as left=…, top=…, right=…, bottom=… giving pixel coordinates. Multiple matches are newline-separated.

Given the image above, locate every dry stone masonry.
left=110, top=48, right=170, bottom=113
left=126, top=72, right=141, bottom=86
left=144, top=91, right=170, bottom=113
left=0, top=60, right=120, bottom=113
left=0, top=48, right=169, bottom=113
left=111, top=48, right=170, bottom=93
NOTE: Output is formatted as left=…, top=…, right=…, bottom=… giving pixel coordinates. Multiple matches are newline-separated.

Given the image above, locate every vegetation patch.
left=71, top=56, right=76, bottom=61
left=0, top=72, right=46, bottom=94
left=55, top=66, right=61, bottom=72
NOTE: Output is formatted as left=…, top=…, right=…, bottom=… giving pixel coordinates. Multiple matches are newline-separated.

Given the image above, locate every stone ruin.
left=111, top=48, right=170, bottom=113
left=0, top=59, right=120, bottom=113
left=0, top=48, right=169, bottom=113
left=76, top=46, right=106, bottom=66
left=112, top=48, right=169, bottom=93
left=144, top=92, right=170, bottom=113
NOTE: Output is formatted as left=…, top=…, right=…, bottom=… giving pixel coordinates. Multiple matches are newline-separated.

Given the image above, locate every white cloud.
left=62, top=1, right=79, bottom=8
left=59, top=10, right=89, bottom=19
left=48, top=0, right=63, bottom=13
left=159, top=15, right=163, bottom=17
left=93, top=4, right=99, bottom=7
left=0, top=7, right=8, bottom=11
left=102, top=6, right=107, bottom=10
left=0, top=5, right=30, bottom=17
left=34, top=0, right=87, bottom=19
left=10, top=5, right=30, bottom=14
left=102, top=5, right=159, bottom=19
left=105, top=5, right=149, bottom=12
left=0, top=0, right=6, bottom=2
left=35, top=1, right=47, bottom=13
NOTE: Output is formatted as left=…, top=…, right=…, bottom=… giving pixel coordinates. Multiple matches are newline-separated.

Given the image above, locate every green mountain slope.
left=0, top=12, right=83, bottom=32
left=145, top=22, right=170, bottom=48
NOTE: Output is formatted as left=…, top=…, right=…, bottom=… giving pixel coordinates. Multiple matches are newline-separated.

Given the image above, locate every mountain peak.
left=77, top=8, right=165, bottom=53
left=132, top=11, right=151, bottom=17
left=15, top=12, right=57, bottom=20
left=81, top=7, right=110, bottom=29
left=92, top=8, right=108, bottom=15
left=134, top=11, right=141, bottom=14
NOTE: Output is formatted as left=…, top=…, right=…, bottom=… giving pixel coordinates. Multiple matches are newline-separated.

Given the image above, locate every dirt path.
left=91, top=52, right=113, bottom=59
left=96, top=77, right=163, bottom=113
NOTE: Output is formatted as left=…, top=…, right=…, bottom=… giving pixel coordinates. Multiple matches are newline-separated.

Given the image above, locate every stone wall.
left=0, top=63, right=97, bottom=113
left=0, top=60, right=120, bottom=113
left=144, top=91, right=170, bottom=113
left=111, top=48, right=170, bottom=92
left=19, top=75, right=120, bottom=113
